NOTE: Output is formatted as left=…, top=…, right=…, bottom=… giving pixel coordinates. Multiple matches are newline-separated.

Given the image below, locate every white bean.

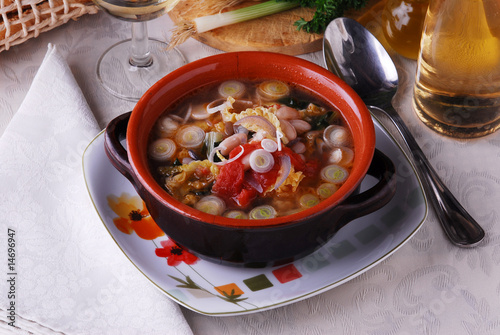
left=279, top=119, right=297, bottom=142
left=276, top=106, right=300, bottom=120
left=289, top=119, right=311, bottom=134
left=219, top=133, right=247, bottom=156
left=291, top=141, right=306, bottom=154
left=224, top=122, right=234, bottom=136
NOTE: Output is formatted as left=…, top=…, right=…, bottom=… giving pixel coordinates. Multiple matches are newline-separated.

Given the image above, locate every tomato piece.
left=228, top=145, right=244, bottom=159
left=234, top=187, right=257, bottom=207
left=274, top=147, right=306, bottom=172
left=229, top=142, right=261, bottom=160
left=213, top=141, right=317, bottom=208
left=249, top=163, right=280, bottom=192
left=212, top=161, right=245, bottom=198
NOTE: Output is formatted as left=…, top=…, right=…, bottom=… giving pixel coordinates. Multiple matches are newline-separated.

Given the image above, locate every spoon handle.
left=372, top=105, right=485, bottom=247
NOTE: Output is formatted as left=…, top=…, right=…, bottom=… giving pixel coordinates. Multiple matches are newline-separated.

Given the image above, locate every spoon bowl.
left=323, top=18, right=398, bottom=108
left=323, top=17, right=485, bottom=247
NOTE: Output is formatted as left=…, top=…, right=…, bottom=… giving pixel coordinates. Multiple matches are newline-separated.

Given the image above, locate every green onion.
left=170, top=0, right=300, bottom=48
left=320, top=164, right=349, bottom=184
left=249, top=149, right=275, bottom=173
left=175, top=125, right=205, bottom=149
left=299, top=193, right=320, bottom=208
left=156, top=116, right=179, bottom=138
left=219, top=81, right=246, bottom=99
left=195, top=195, right=226, bottom=216
left=224, top=210, right=248, bottom=219
left=148, top=138, right=177, bottom=161
left=257, top=80, right=290, bottom=101
left=323, top=125, right=352, bottom=148
left=328, top=146, right=354, bottom=166
left=317, top=183, right=338, bottom=198
left=249, top=205, right=277, bottom=220
left=169, top=0, right=370, bottom=48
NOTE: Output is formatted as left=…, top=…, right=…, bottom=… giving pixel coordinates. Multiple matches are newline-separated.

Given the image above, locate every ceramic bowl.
left=104, top=52, right=396, bottom=267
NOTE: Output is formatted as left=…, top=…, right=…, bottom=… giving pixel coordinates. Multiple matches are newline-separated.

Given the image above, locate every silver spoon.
left=323, top=17, right=485, bottom=247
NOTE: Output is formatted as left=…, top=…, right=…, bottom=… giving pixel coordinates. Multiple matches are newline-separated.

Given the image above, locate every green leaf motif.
left=168, top=275, right=201, bottom=290
left=168, top=273, right=251, bottom=308
left=219, top=289, right=249, bottom=304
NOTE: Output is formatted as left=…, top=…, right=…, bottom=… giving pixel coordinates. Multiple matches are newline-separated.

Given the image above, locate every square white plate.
left=82, top=116, right=427, bottom=316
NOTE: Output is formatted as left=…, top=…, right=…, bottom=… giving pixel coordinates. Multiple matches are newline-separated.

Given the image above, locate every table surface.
left=2, top=10, right=500, bottom=335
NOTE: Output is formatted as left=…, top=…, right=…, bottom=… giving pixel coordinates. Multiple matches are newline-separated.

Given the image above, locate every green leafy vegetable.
left=311, top=111, right=339, bottom=130
left=278, top=97, right=309, bottom=109
left=280, top=0, right=369, bottom=34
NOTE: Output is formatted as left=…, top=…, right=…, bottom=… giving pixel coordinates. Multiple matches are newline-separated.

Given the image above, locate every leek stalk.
left=170, top=0, right=300, bottom=48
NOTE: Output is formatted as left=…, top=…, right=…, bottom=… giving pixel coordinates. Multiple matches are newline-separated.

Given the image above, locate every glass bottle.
left=382, top=0, right=429, bottom=59
left=413, top=0, right=500, bottom=138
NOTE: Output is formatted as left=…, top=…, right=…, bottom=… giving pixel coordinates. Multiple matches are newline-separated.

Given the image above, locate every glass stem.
left=130, top=22, right=153, bottom=67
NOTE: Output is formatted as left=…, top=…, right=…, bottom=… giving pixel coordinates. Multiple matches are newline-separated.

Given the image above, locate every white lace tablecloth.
left=1, top=10, right=500, bottom=335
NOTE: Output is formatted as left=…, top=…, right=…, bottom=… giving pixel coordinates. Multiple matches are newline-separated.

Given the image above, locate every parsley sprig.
left=280, top=0, right=368, bottom=34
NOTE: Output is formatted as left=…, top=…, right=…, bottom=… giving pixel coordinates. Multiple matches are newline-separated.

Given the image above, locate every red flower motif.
left=155, top=239, right=198, bottom=266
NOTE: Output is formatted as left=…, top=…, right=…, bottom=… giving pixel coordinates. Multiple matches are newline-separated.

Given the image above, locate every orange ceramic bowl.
left=105, top=52, right=396, bottom=267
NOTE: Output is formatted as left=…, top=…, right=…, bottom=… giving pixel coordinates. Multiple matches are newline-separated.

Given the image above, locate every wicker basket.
left=1, top=0, right=98, bottom=52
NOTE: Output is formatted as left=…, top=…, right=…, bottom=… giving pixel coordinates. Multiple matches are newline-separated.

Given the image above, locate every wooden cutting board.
left=168, top=0, right=385, bottom=55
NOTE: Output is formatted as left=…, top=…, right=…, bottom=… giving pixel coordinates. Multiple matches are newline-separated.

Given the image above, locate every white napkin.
left=0, top=44, right=193, bottom=335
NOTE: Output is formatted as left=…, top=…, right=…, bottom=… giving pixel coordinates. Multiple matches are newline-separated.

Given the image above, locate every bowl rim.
left=127, top=51, right=375, bottom=228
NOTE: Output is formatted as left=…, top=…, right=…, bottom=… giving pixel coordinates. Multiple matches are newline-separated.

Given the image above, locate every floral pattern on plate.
left=82, top=116, right=427, bottom=316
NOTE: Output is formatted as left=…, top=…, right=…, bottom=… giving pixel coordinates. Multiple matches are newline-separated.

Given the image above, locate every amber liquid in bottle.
left=382, top=0, right=429, bottom=60
left=413, top=0, right=500, bottom=138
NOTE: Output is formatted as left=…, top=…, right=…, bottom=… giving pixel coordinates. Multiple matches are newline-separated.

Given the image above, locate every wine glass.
left=93, top=0, right=186, bottom=101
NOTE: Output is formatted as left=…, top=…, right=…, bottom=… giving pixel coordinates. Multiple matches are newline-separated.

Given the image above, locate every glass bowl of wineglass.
left=93, top=0, right=186, bottom=101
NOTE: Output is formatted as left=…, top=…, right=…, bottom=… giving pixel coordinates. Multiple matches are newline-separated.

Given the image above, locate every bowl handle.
left=104, top=112, right=136, bottom=184
left=336, top=149, right=397, bottom=224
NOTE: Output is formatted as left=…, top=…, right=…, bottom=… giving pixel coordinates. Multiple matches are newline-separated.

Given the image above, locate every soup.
left=148, top=80, right=354, bottom=219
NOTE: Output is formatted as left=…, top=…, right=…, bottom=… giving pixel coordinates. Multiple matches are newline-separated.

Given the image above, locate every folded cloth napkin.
left=0, top=44, right=193, bottom=335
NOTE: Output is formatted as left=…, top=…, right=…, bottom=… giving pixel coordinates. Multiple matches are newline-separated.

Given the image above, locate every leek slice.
left=320, top=164, right=349, bottom=184
left=149, top=138, right=176, bottom=161
left=224, top=210, right=249, bottom=219
left=249, top=205, right=277, bottom=220
left=195, top=195, right=226, bottom=216
left=299, top=194, right=320, bottom=208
